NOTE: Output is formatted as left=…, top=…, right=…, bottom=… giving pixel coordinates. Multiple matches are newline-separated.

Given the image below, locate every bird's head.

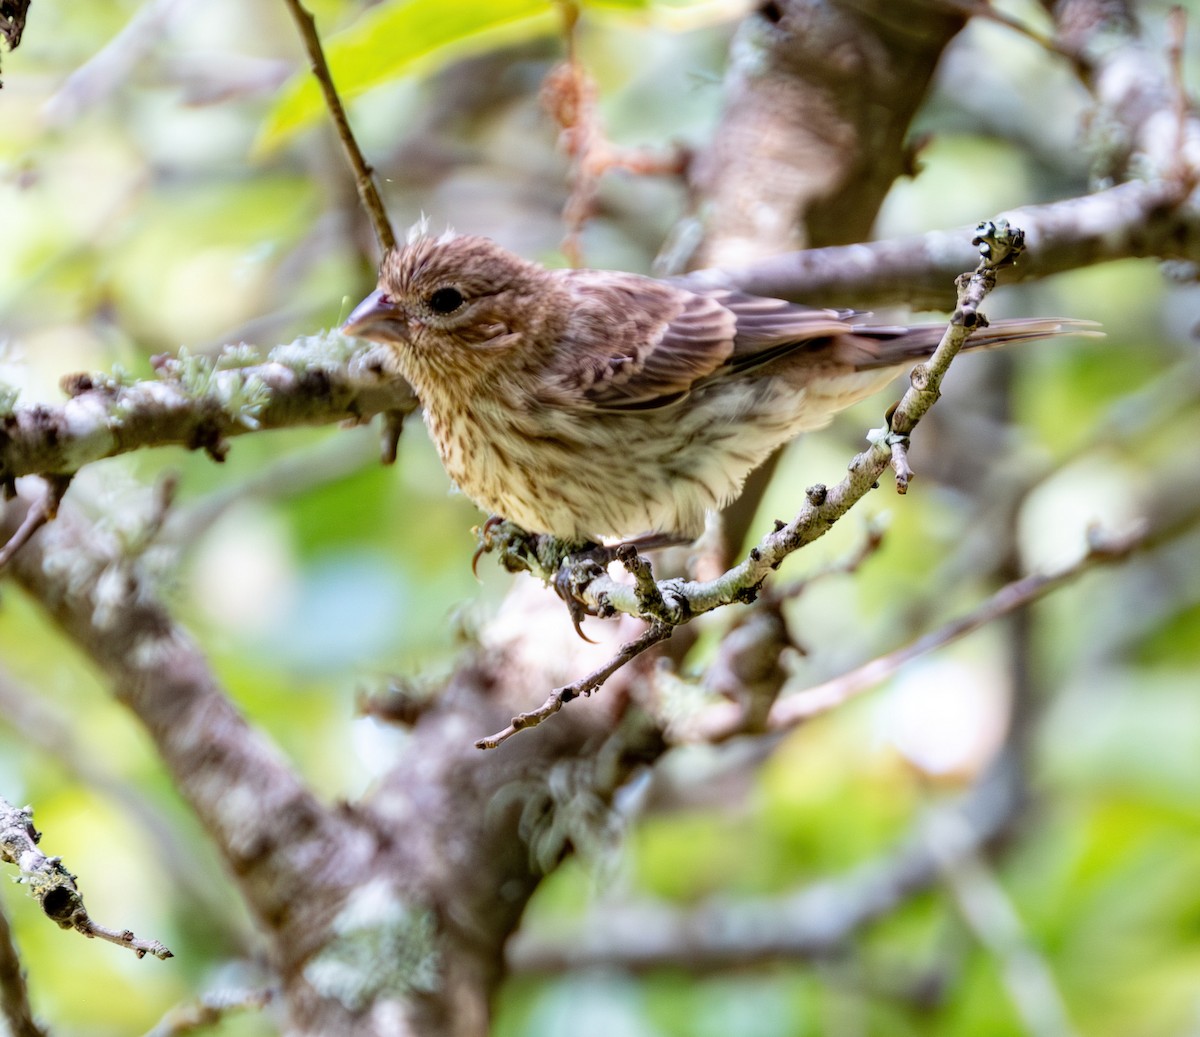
left=343, top=232, right=559, bottom=393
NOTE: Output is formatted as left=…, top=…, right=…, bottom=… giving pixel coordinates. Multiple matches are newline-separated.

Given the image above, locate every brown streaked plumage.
left=344, top=233, right=1090, bottom=541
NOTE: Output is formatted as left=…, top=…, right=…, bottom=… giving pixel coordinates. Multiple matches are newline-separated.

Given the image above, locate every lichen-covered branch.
left=0, top=796, right=173, bottom=960
left=0, top=335, right=416, bottom=485
left=0, top=488, right=384, bottom=1021
left=0, top=480, right=668, bottom=1034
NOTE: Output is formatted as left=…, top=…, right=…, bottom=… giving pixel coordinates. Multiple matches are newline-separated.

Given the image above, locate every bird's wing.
left=721, top=291, right=863, bottom=372
left=547, top=275, right=857, bottom=412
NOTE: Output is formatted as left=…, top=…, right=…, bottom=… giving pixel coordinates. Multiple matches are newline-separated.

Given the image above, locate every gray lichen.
left=303, top=879, right=441, bottom=1011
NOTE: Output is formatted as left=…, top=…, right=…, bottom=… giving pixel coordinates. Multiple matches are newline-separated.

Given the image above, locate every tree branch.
left=0, top=897, right=46, bottom=1037
left=508, top=752, right=1024, bottom=974
left=687, top=179, right=1199, bottom=309
left=683, top=522, right=1154, bottom=743
left=142, top=987, right=275, bottom=1037
left=685, top=0, right=967, bottom=266
left=0, top=487, right=381, bottom=989
left=0, top=664, right=258, bottom=954
left=0, top=796, right=173, bottom=960
left=280, top=0, right=396, bottom=253
left=476, top=620, right=673, bottom=749
left=0, top=337, right=416, bottom=484
left=0, top=474, right=70, bottom=570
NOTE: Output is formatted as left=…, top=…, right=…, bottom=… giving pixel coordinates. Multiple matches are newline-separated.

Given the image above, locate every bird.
left=343, top=231, right=1087, bottom=544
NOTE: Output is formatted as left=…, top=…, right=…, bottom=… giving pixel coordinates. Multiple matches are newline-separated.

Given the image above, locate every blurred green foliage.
left=0, top=0, right=1198, bottom=1035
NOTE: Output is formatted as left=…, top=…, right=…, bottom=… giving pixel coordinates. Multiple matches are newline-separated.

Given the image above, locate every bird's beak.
left=342, top=289, right=409, bottom=343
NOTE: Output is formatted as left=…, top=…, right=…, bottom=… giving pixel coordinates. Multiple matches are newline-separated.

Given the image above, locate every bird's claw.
left=471, top=515, right=507, bottom=578
left=552, top=552, right=608, bottom=642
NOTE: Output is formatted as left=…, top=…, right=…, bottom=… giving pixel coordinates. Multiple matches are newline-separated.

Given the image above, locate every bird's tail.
left=844, top=318, right=1102, bottom=370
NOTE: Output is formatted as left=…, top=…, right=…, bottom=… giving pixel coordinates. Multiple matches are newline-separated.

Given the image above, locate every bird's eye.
left=428, top=287, right=465, bottom=314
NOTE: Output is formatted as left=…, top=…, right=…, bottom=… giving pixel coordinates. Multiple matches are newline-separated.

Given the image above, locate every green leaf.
left=256, top=0, right=557, bottom=153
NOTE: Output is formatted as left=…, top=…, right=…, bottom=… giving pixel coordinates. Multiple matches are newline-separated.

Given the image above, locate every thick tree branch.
left=688, top=179, right=1199, bottom=309
left=0, top=480, right=668, bottom=1034
left=0, top=337, right=416, bottom=484
left=686, top=0, right=967, bottom=266
left=0, top=488, right=381, bottom=1002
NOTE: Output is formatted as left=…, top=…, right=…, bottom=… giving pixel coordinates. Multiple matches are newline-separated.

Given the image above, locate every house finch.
left=343, top=232, right=1082, bottom=542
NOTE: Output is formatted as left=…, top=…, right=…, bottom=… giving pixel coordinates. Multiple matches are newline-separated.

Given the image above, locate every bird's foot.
left=552, top=534, right=689, bottom=638
left=473, top=517, right=596, bottom=575
left=471, top=517, right=603, bottom=637
left=473, top=520, right=688, bottom=638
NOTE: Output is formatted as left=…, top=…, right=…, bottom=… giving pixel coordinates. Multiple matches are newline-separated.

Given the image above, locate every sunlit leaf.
left=257, top=0, right=557, bottom=153
left=255, top=0, right=726, bottom=152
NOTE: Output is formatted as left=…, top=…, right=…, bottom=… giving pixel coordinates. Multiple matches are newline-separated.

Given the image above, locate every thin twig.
left=476, top=621, right=673, bottom=749
left=0, top=475, right=71, bottom=570
left=927, top=809, right=1080, bottom=1037
left=761, top=524, right=1146, bottom=734
left=0, top=797, right=173, bottom=960
left=678, top=523, right=1151, bottom=743
left=763, top=519, right=888, bottom=608
left=280, top=0, right=396, bottom=253
left=1165, top=6, right=1195, bottom=192
left=76, top=917, right=175, bottom=959
left=142, top=987, right=275, bottom=1037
